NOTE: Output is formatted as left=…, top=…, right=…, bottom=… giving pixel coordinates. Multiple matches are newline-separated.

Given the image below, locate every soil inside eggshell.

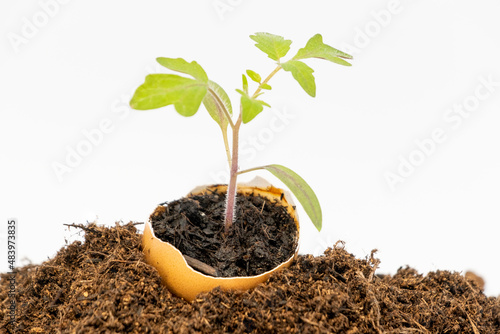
left=149, top=189, right=298, bottom=277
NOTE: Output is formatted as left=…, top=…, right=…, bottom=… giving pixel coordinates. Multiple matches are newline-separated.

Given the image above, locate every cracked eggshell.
left=142, top=176, right=299, bottom=302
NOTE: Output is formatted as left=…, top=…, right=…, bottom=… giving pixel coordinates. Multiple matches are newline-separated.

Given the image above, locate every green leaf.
left=156, top=57, right=208, bottom=82
left=262, top=164, right=322, bottom=231
left=203, top=80, right=232, bottom=130
left=130, top=74, right=207, bottom=116
left=236, top=89, right=270, bottom=123
left=260, top=83, right=272, bottom=90
left=250, top=32, right=292, bottom=62
left=242, top=74, right=249, bottom=94
left=246, top=69, right=261, bottom=83
left=292, top=34, right=352, bottom=66
left=281, top=60, right=316, bottom=97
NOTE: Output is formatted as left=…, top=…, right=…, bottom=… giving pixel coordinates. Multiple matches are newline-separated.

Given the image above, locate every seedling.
left=130, top=32, right=352, bottom=234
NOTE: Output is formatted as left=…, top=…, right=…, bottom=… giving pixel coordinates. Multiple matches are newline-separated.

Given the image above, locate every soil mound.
left=1, top=222, right=499, bottom=333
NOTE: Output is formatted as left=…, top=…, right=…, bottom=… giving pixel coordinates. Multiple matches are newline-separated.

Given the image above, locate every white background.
left=1, top=1, right=499, bottom=296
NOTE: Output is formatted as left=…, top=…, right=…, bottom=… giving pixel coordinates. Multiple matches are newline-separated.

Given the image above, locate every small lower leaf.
left=262, top=164, right=322, bottom=231
left=261, top=83, right=272, bottom=90
left=236, top=89, right=270, bottom=123
left=246, top=70, right=261, bottom=83
left=242, top=74, right=249, bottom=94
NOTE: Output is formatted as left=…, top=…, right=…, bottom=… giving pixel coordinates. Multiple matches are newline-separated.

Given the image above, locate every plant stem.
left=224, top=112, right=242, bottom=233
left=237, top=166, right=266, bottom=175
left=223, top=65, right=282, bottom=234
left=221, top=129, right=232, bottom=170
left=252, top=65, right=282, bottom=98
left=208, top=87, right=233, bottom=168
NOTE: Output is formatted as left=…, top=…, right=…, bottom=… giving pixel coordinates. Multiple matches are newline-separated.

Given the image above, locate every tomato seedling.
left=130, top=32, right=352, bottom=233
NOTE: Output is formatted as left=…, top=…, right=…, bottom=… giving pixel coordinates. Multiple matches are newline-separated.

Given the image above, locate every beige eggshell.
left=142, top=177, right=299, bottom=302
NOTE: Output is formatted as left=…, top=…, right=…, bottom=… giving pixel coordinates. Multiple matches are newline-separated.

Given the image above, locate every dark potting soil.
left=1, top=223, right=499, bottom=334
left=149, top=190, right=298, bottom=277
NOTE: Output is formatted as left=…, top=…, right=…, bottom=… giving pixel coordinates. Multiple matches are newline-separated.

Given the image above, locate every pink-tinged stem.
left=224, top=114, right=242, bottom=234
left=223, top=66, right=282, bottom=234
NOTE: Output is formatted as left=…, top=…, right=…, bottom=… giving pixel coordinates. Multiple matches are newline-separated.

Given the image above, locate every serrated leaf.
left=250, top=32, right=292, bottom=62
left=292, top=34, right=352, bottom=66
left=246, top=69, right=261, bottom=83
left=242, top=74, right=249, bottom=94
left=281, top=60, right=316, bottom=97
left=130, top=74, right=207, bottom=116
left=236, top=89, right=270, bottom=123
left=262, top=164, right=322, bottom=231
left=203, top=80, right=232, bottom=130
left=156, top=57, right=209, bottom=82
left=260, top=83, right=272, bottom=90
